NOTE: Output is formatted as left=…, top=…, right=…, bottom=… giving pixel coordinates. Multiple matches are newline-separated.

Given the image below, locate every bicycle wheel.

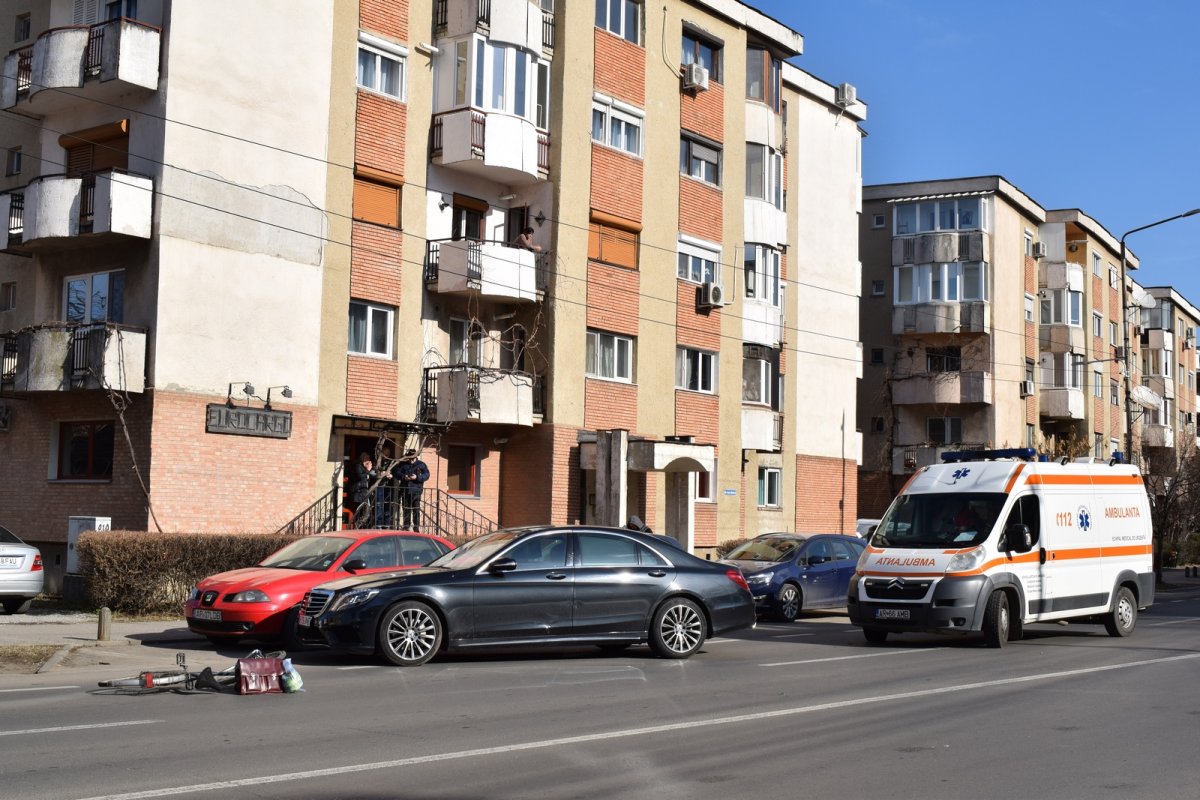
left=97, top=669, right=189, bottom=690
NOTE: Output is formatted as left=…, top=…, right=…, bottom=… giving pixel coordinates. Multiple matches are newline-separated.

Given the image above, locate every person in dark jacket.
left=351, top=451, right=377, bottom=528
left=395, top=449, right=430, bottom=531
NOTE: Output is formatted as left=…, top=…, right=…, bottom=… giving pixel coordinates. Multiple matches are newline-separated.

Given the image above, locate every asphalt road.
left=3, top=590, right=1199, bottom=800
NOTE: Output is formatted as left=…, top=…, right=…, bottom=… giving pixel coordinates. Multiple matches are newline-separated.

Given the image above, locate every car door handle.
left=546, top=572, right=568, bottom=580
left=647, top=570, right=667, bottom=578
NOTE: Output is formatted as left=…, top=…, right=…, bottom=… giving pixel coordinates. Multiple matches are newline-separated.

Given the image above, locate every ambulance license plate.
left=875, top=608, right=909, bottom=620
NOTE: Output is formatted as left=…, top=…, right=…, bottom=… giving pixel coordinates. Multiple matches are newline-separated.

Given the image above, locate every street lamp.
left=1119, top=208, right=1200, bottom=463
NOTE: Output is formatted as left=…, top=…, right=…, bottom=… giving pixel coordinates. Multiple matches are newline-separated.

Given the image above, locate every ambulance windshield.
left=870, top=492, right=1005, bottom=548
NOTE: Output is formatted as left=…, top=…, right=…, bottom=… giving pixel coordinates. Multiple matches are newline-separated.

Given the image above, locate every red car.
left=184, top=530, right=454, bottom=646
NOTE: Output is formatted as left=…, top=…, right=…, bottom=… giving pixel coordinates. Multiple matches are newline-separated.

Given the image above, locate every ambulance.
left=848, top=448, right=1154, bottom=647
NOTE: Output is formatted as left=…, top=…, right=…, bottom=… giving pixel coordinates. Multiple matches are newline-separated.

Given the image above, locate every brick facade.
left=795, top=453, right=858, bottom=534
left=590, top=145, right=644, bottom=221
left=584, top=378, right=638, bottom=432
left=346, top=356, right=400, bottom=417
left=593, top=29, right=645, bottom=106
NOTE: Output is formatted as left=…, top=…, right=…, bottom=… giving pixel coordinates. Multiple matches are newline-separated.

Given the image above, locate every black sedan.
left=296, top=525, right=755, bottom=666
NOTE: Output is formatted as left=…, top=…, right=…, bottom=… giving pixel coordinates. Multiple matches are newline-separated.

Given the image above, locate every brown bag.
left=237, top=657, right=284, bottom=694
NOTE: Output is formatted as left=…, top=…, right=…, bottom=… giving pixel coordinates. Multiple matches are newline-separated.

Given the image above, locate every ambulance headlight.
left=945, top=546, right=987, bottom=573
left=856, top=548, right=872, bottom=571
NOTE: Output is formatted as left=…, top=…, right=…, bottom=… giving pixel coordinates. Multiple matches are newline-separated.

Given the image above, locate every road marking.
left=0, top=720, right=159, bottom=737
left=0, top=685, right=79, bottom=694
left=1144, top=617, right=1200, bottom=627
left=760, top=649, right=939, bottom=667
left=72, top=651, right=1200, bottom=800
left=769, top=633, right=815, bottom=639
left=335, top=665, right=379, bottom=671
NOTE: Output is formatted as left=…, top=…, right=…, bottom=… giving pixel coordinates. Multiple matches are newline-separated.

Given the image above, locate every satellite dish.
left=1132, top=291, right=1158, bottom=309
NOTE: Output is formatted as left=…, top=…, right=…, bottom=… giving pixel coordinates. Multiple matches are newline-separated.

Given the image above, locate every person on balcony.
left=512, top=226, right=542, bottom=252
left=396, top=449, right=431, bottom=532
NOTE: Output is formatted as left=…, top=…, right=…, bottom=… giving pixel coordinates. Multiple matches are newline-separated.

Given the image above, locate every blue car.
left=720, top=533, right=866, bottom=622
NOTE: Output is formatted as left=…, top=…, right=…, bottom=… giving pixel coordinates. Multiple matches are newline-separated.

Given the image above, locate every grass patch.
left=0, top=645, right=59, bottom=673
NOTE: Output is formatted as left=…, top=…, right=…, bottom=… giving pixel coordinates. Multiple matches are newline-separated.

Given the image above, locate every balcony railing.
left=430, top=107, right=549, bottom=181
left=542, top=9, right=555, bottom=51
left=6, top=192, right=22, bottom=244
left=421, top=364, right=535, bottom=426
left=1, top=321, right=147, bottom=393
left=1, top=168, right=152, bottom=249
left=425, top=237, right=548, bottom=298
left=14, top=47, right=30, bottom=93
left=894, top=443, right=988, bottom=473
left=430, top=109, right=487, bottom=161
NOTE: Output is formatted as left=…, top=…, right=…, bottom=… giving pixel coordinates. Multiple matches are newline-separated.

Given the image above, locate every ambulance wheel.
left=982, top=590, right=1010, bottom=649
left=1104, top=586, right=1137, bottom=638
left=862, top=627, right=888, bottom=644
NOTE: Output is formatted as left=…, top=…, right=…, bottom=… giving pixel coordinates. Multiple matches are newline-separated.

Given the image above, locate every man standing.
left=396, top=449, right=430, bottom=531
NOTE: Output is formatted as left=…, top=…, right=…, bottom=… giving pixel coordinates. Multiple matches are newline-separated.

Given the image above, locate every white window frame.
left=596, top=0, right=641, bottom=44
left=695, top=458, right=717, bottom=502
left=1024, top=293, right=1036, bottom=323
left=1041, top=352, right=1085, bottom=389
left=742, top=356, right=775, bottom=408
left=675, top=346, right=718, bottom=393
left=586, top=329, right=634, bottom=383
left=894, top=196, right=988, bottom=235
left=348, top=300, right=395, bottom=358
left=1093, top=370, right=1103, bottom=398
left=677, top=236, right=720, bottom=285
left=1109, top=266, right=1119, bottom=288
left=472, top=38, right=535, bottom=120
left=744, top=243, right=781, bottom=306
left=449, top=317, right=484, bottom=366
left=1040, top=289, right=1082, bottom=326
left=63, top=270, right=124, bottom=324
left=757, top=466, right=781, bottom=508
left=871, top=213, right=885, bottom=229
left=894, top=262, right=988, bottom=304
left=1023, top=231, right=1033, bottom=257
left=357, top=33, right=407, bottom=101
left=744, top=143, right=783, bottom=209
left=592, top=93, right=644, bottom=157
left=1092, top=251, right=1102, bottom=277
left=680, top=135, right=721, bottom=186
left=1110, top=320, right=1118, bottom=345
left=1110, top=379, right=1119, bottom=406
left=1092, top=312, right=1103, bottom=338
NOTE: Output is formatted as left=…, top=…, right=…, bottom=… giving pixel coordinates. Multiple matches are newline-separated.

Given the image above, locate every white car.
left=0, top=524, right=43, bottom=614
left=855, top=519, right=881, bottom=538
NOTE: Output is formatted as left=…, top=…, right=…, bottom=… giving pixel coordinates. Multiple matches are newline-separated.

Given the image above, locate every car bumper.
left=0, top=575, right=44, bottom=597
left=184, top=604, right=286, bottom=638
left=848, top=574, right=987, bottom=633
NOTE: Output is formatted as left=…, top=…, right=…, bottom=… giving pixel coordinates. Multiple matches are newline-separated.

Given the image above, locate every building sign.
left=205, top=403, right=292, bottom=439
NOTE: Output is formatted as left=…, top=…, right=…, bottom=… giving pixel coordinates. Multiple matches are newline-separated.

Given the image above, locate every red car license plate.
left=192, top=609, right=221, bottom=621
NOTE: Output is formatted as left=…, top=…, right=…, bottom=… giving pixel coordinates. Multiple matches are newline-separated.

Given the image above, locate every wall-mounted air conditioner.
left=744, top=344, right=769, bottom=361
left=698, top=282, right=725, bottom=308
left=681, top=63, right=709, bottom=92
left=1031, top=242, right=1047, bottom=259
left=1114, top=346, right=1127, bottom=361
left=1019, top=380, right=1035, bottom=398
left=835, top=82, right=857, bottom=107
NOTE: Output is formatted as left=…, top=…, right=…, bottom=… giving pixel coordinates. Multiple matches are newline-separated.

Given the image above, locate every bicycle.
left=95, top=649, right=286, bottom=694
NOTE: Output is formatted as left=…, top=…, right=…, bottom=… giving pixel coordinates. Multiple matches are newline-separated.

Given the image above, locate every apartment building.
left=1137, top=287, right=1200, bottom=477
left=0, top=0, right=866, bottom=590
left=857, top=177, right=1158, bottom=514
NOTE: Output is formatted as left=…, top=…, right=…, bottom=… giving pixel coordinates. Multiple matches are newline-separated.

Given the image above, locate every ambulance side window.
left=1004, top=495, right=1040, bottom=546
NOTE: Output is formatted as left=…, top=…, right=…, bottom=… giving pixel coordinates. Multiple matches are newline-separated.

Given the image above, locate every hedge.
left=76, top=530, right=303, bottom=615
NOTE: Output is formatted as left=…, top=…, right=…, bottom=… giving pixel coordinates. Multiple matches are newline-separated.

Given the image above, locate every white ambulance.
left=848, top=448, right=1154, bottom=647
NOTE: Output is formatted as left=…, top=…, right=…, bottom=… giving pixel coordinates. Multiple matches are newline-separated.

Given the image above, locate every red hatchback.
left=184, top=530, right=454, bottom=645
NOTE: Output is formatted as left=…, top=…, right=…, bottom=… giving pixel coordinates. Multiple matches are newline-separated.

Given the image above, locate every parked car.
left=855, top=518, right=882, bottom=538
left=184, top=530, right=454, bottom=646
left=720, top=533, right=866, bottom=621
left=296, top=525, right=755, bottom=666
left=0, top=524, right=43, bottom=614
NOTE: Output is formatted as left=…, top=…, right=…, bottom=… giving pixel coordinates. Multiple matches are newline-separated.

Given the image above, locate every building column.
left=663, top=471, right=695, bottom=551
left=594, top=429, right=628, bottom=527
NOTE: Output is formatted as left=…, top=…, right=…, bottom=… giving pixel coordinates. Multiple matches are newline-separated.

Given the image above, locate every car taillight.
left=725, top=568, right=749, bottom=592
left=31, top=554, right=42, bottom=572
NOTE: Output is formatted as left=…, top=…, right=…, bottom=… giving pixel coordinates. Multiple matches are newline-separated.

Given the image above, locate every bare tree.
left=1143, top=434, right=1200, bottom=581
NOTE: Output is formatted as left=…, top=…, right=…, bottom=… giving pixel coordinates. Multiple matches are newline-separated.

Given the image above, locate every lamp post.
left=1119, top=209, right=1200, bottom=463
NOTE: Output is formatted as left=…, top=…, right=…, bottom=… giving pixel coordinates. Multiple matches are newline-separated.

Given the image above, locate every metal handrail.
left=277, top=486, right=341, bottom=535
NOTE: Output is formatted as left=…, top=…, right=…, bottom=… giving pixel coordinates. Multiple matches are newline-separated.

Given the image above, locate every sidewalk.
left=0, top=610, right=206, bottom=674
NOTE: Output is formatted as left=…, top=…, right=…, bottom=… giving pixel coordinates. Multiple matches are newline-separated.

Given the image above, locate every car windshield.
left=261, top=536, right=355, bottom=570
left=0, top=526, right=22, bottom=545
left=426, top=529, right=525, bottom=570
left=870, top=492, right=1005, bottom=549
left=724, top=535, right=805, bottom=562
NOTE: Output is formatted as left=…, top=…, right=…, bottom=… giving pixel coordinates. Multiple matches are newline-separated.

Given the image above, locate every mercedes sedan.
left=297, top=526, right=755, bottom=666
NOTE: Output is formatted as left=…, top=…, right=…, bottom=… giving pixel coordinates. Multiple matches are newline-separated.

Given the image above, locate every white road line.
left=1144, top=617, right=1200, bottom=627
left=0, top=685, right=79, bottom=694
left=769, top=633, right=815, bottom=639
left=73, top=651, right=1200, bottom=800
left=335, top=666, right=379, bottom=671
left=0, top=720, right=160, bottom=737
left=761, top=649, right=939, bottom=667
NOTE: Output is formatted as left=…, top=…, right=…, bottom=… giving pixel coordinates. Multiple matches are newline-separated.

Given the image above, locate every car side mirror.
left=1001, top=524, right=1033, bottom=554
left=807, top=555, right=831, bottom=566
left=489, top=557, right=518, bottom=573
left=343, top=558, right=367, bottom=573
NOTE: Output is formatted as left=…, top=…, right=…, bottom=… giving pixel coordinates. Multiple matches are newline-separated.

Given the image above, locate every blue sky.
left=757, top=0, right=1200, bottom=303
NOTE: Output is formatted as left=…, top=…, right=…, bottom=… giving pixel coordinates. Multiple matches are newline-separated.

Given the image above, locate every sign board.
left=205, top=404, right=292, bottom=439
left=723, top=488, right=737, bottom=496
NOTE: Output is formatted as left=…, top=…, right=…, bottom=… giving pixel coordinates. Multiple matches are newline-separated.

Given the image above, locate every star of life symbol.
left=952, top=468, right=971, bottom=481
left=1077, top=506, right=1091, bottom=532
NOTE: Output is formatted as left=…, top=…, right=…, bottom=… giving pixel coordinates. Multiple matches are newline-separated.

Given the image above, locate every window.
left=536, top=62, right=551, bottom=128
left=742, top=347, right=779, bottom=409
left=871, top=280, right=885, bottom=297
left=596, top=0, right=640, bottom=44
left=757, top=467, right=781, bottom=507
left=586, top=329, right=634, bottom=382
left=348, top=301, right=394, bottom=357
left=449, top=318, right=484, bottom=366
left=676, top=347, right=717, bottom=393
left=451, top=194, right=488, bottom=241
left=4, top=147, right=20, bottom=176
left=695, top=459, right=716, bottom=502
left=872, top=213, right=886, bottom=229
left=591, top=95, right=643, bottom=156
left=1024, top=294, right=1036, bottom=323
left=0, top=282, right=13, bottom=312
left=469, top=40, right=537, bottom=118
left=1110, top=267, right=1119, bottom=288
left=926, top=346, right=961, bottom=373
left=894, top=263, right=988, bottom=304
left=357, top=34, right=406, bottom=100
left=588, top=214, right=639, bottom=269
left=744, top=244, right=781, bottom=306
left=14, top=13, right=30, bottom=41
left=578, top=532, right=640, bottom=567
left=680, top=134, right=721, bottom=186
left=1041, top=352, right=1085, bottom=388
left=745, top=143, right=783, bottom=209
left=927, top=417, right=962, bottom=444
left=56, top=421, right=114, bottom=480
left=1093, top=370, right=1103, bottom=398
left=446, top=444, right=479, bottom=496
left=1110, top=321, right=1118, bottom=345
left=105, top=0, right=136, bottom=20
left=1040, top=289, right=1082, bottom=326
left=1025, top=360, right=1035, bottom=383
left=1023, top=232, right=1033, bottom=257
left=894, top=196, right=985, bottom=234
left=681, top=30, right=721, bottom=82
left=352, top=174, right=400, bottom=227
left=64, top=271, right=124, bottom=323
left=1092, top=252, right=1102, bottom=277
left=1026, top=424, right=1036, bottom=448
left=870, top=348, right=884, bottom=365
left=745, top=46, right=781, bottom=112
left=1092, top=312, right=1103, bottom=338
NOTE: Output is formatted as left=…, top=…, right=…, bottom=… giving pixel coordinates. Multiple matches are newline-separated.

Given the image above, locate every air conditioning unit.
left=835, top=82, right=857, bottom=107
left=681, top=63, right=709, bottom=92
left=1031, top=241, right=1047, bottom=259
left=1114, top=346, right=1127, bottom=361
left=744, top=344, right=769, bottom=361
left=1019, top=380, right=1035, bottom=398
left=1184, top=339, right=1192, bottom=350
left=698, top=282, right=725, bottom=308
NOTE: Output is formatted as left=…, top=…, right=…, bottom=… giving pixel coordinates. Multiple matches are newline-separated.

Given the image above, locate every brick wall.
left=856, top=469, right=895, bottom=519
left=359, top=0, right=408, bottom=40
left=680, top=83, right=723, bottom=142
left=675, top=391, right=718, bottom=444
left=676, top=281, right=720, bottom=351
left=679, top=177, right=722, bottom=242
left=795, top=454, right=858, bottom=534
left=349, top=221, right=403, bottom=305
left=594, top=29, right=645, bottom=106
left=694, top=501, right=717, bottom=548
left=498, top=423, right=581, bottom=526
left=587, top=263, right=640, bottom=335
left=424, top=430, right=500, bottom=525
left=346, top=356, right=400, bottom=417
left=590, top=145, right=644, bottom=221
left=585, top=378, right=638, bottom=432
left=355, top=90, right=407, bottom=179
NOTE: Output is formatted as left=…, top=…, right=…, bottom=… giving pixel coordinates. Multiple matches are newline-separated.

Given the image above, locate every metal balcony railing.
left=425, top=237, right=549, bottom=293
left=542, top=9, right=555, bottom=50
left=277, top=485, right=342, bottom=535
left=6, top=192, right=23, bottom=242
left=14, top=47, right=31, bottom=93
left=420, top=364, right=535, bottom=423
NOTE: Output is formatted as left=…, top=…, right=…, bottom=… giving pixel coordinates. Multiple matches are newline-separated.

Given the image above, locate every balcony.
left=892, top=370, right=992, bottom=406
left=1039, top=387, right=1085, bottom=420
left=892, top=232, right=985, bottom=265
left=430, top=109, right=550, bottom=184
left=741, top=406, right=783, bottom=452
left=2, top=170, right=153, bottom=253
left=1038, top=323, right=1086, bottom=354
left=434, top=0, right=547, bottom=53
left=421, top=365, right=534, bottom=426
left=424, top=238, right=546, bottom=302
left=1142, top=424, right=1175, bottom=449
left=2, top=18, right=160, bottom=113
left=1142, top=375, right=1175, bottom=401
left=742, top=300, right=784, bottom=347
left=892, top=442, right=987, bottom=474
left=1140, top=327, right=1174, bottom=352
left=892, top=301, right=989, bottom=336
left=1, top=322, right=146, bottom=393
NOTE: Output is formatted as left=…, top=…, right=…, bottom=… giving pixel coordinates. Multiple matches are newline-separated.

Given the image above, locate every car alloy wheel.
left=774, top=584, right=801, bottom=622
left=379, top=600, right=443, bottom=666
left=649, top=597, right=705, bottom=659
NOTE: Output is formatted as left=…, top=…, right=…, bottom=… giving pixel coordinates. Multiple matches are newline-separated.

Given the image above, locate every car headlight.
left=945, top=546, right=987, bottom=574
left=229, top=589, right=271, bottom=603
left=329, top=589, right=379, bottom=612
left=187, top=587, right=201, bottom=602
left=856, top=548, right=872, bottom=571
left=746, top=572, right=773, bottom=585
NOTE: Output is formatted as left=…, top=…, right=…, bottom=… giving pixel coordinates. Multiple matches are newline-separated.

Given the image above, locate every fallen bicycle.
left=95, top=649, right=303, bottom=695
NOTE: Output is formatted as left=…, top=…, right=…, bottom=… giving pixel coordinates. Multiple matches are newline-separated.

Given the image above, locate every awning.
left=886, top=190, right=988, bottom=204
left=330, top=414, right=448, bottom=438
left=578, top=436, right=715, bottom=473
left=1131, top=384, right=1162, bottom=410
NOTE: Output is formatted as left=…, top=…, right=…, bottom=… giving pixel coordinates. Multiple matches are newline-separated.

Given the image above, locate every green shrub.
left=76, top=530, right=303, bottom=615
